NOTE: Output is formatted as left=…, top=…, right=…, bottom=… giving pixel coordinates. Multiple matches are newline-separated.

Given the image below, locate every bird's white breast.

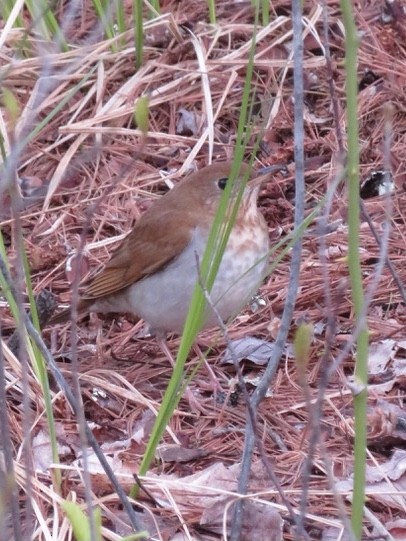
left=93, top=223, right=269, bottom=334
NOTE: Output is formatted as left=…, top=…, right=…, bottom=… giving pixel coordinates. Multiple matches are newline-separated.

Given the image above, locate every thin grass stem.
left=340, top=0, right=368, bottom=538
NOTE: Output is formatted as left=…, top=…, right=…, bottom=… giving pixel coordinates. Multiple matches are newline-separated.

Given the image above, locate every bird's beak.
left=258, top=164, right=288, bottom=175
left=249, top=163, right=287, bottom=189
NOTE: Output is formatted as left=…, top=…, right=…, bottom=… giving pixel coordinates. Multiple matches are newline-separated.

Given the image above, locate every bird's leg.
left=192, top=343, right=224, bottom=393
left=156, top=336, right=210, bottom=415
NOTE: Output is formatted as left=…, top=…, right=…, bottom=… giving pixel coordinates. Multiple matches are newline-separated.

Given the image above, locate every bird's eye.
left=217, top=177, right=228, bottom=190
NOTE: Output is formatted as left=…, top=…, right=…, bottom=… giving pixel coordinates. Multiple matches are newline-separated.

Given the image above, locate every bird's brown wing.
left=82, top=207, right=193, bottom=300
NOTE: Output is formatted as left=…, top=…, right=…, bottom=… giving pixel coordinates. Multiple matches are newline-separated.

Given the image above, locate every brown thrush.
left=50, top=162, right=270, bottom=333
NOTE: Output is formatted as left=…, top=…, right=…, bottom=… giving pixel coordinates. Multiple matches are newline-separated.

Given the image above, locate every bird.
left=49, top=161, right=270, bottom=334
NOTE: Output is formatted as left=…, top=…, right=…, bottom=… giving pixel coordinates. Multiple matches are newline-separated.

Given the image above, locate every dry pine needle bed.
left=1, top=1, right=406, bottom=540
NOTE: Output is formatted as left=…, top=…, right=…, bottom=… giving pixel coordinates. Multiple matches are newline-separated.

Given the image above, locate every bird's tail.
left=48, top=308, right=73, bottom=325
left=48, top=299, right=91, bottom=325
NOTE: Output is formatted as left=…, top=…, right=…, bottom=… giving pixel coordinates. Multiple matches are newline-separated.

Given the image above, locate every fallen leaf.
left=368, top=339, right=396, bottom=374
left=157, top=444, right=209, bottom=463
left=32, top=428, right=71, bottom=472
left=201, top=500, right=282, bottom=541
left=384, top=519, right=406, bottom=540
left=222, top=337, right=275, bottom=365
left=336, top=450, right=406, bottom=511
left=176, top=108, right=199, bottom=136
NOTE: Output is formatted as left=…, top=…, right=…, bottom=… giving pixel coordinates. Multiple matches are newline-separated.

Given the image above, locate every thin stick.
left=0, top=255, right=145, bottom=537
left=231, top=1, right=305, bottom=538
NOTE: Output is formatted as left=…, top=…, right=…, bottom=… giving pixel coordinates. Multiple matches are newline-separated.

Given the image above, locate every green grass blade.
left=135, top=2, right=262, bottom=487
left=22, top=64, right=97, bottom=147
left=24, top=0, right=68, bottom=51
left=1, top=0, right=24, bottom=29
left=92, top=0, right=117, bottom=49
left=340, top=0, right=368, bottom=538
left=148, top=0, right=160, bottom=17
left=207, top=0, right=216, bottom=24
left=134, top=0, right=144, bottom=68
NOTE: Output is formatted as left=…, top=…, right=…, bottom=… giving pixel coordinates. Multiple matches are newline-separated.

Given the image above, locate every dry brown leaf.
left=201, top=500, right=282, bottom=541
left=383, top=519, right=406, bottom=540
left=337, top=450, right=406, bottom=511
